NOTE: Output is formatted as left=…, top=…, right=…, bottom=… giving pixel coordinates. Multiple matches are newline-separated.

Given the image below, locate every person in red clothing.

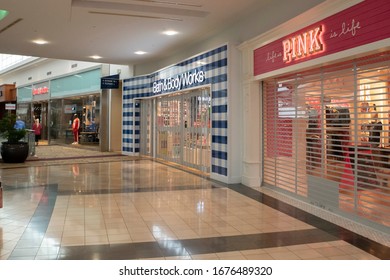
left=72, top=114, right=80, bottom=144
left=32, top=118, right=42, bottom=146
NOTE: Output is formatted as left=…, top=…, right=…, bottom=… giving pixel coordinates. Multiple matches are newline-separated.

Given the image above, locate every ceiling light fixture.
left=135, top=51, right=147, bottom=55
left=0, top=10, right=9, bottom=21
left=32, top=39, right=49, bottom=45
left=163, top=30, right=178, bottom=36
left=90, top=55, right=102, bottom=59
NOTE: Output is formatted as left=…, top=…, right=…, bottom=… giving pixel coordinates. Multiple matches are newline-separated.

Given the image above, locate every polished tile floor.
left=0, top=145, right=389, bottom=260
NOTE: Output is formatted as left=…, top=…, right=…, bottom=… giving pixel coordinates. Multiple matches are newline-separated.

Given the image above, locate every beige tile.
left=127, top=227, right=151, bottom=235
left=313, top=246, right=347, bottom=257
left=85, top=229, right=107, bottom=236
left=193, top=227, right=221, bottom=237
left=62, top=230, right=85, bottom=238
left=350, top=253, right=378, bottom=260
left=61, top=236, right=85, bottom=246
left=290, top=249, right=325, bottom=260
left=106, top=227, right=130, bottom=235
left=85, top=223, right=107, bottom=231
left=85, top=235, right=109, bottom=245
left=172, top=229, right=199, bottom=239
left=268, top=251, right=301, bottom=260
left=213, top=226, right=241, bottom=236
left=63, top=224, right=85, bottom=232
left=240, top=248, right=268, bottom=256
left=216, top=251, right=246, bottom=260
left=108, top=233, right=132, bottom=244
left=235, top=224, right=261, bottom=234
left=244, top=253, right=274, bottom=260
left=130, top=232, right=155, bottom=242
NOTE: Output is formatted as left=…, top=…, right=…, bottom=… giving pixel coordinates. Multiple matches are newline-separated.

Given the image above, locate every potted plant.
left=0, top=113, right=29, bottom=163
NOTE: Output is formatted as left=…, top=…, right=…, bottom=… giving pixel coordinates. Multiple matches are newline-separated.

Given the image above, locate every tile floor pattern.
left=0, top=145, right=389, bottom=260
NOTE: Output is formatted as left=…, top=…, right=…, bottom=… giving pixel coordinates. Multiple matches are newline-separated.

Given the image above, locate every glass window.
left=49, top=94, right=100, bottom=145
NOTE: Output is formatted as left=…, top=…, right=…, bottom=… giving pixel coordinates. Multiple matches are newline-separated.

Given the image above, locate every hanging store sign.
left=5, top=103, right=16, bottom=110
left=152, top=68, right=206, bottom=94
left=101, top=74, right=120, bottom=89
left=254, top=0, right=390, bottom=76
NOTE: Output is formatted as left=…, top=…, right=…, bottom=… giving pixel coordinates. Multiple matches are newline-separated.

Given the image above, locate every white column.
left=240, top=45, right=262, bottom=188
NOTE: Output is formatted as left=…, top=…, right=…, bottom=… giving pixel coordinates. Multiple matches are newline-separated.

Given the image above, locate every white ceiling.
left=0, top=0, right=279, bottom=67
left=4, top=1, right=388, bottom=106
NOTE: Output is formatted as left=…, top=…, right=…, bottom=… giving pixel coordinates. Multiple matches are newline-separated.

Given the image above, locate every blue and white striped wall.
left=122, top=45, right=229, bottom=179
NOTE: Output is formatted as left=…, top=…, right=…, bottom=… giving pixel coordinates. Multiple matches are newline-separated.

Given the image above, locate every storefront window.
left=16, top=103, right=31, bottom=127
left=263, top=52, right=390, bottom=229
left=50, top=94, right=100, bottom=145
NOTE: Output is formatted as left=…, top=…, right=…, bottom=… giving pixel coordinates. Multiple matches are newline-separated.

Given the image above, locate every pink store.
left=240, top=0, right=390, bottom=238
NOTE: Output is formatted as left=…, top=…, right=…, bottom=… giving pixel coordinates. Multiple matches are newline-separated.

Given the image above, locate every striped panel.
left=122, top=45, right=228, bottom=177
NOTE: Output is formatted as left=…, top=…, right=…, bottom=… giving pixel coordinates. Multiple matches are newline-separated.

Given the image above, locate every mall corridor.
left=0, top=145, right=389, bottom=260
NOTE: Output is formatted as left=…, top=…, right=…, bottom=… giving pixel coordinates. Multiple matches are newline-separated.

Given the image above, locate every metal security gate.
left=263, top=51, right=390, bottom=232
left=139, top=88, right=211, bottom=173
left=139, top=99, right=153, bottom=156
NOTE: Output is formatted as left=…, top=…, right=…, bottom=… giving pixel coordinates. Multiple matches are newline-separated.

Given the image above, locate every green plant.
left=0, top=114, right=26, bottom=143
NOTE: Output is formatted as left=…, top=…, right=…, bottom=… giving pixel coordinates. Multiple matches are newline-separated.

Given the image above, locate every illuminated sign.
left=153, top=69, right=206, bottom=94
left=254, top=0, right=390, bottom=76
left=282, top=25, right=323, bottom=63
left=32, top=86, right=49, bottom=95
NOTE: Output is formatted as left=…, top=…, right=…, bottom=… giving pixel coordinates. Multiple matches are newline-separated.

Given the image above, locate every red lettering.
left=32, top=86, right=49, bottom=95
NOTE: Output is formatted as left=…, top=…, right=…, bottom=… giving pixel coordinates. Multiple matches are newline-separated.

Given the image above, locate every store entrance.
left=262, top=51, right=390, bottom=229
left=33, top=102, right=48, bottom=144
left=140, top=88, right=211, bottom=173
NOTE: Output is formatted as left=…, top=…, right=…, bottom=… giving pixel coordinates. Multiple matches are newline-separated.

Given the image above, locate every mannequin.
left=368, top=112, right=382, bottom=147
left=72, top=114, right=80, bottom=144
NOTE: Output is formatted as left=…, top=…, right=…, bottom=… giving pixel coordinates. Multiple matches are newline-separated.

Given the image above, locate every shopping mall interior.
left=1, top=0, right=389, bottom=262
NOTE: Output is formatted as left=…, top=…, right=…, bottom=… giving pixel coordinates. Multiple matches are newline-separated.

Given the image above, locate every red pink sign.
left=254, top=0, right=390, bottom=76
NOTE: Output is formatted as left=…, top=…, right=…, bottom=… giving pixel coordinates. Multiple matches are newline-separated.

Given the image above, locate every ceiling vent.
left=72, top=0, right=208, bottom=18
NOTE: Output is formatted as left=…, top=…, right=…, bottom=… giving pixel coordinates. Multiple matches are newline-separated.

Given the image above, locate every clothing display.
left=72, top=114, right=80, bottom=144
left=368, top=121, right=383, bottom=147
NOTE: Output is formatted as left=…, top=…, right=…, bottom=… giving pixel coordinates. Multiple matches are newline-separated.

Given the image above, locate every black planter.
left=1, top=142, right=29, bottom=163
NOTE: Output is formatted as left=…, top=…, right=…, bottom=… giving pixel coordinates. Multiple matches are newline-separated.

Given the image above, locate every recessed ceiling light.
left=32, top=39, right=49, bottom=45
left=135, top=51, right=147, bottom=55
left=163, top=30, right=178, bottom=36
left=0, top=10, right=9, bottom=21
left=90, top=55, right=102, bottom=59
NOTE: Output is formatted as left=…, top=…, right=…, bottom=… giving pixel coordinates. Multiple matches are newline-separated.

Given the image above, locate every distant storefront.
left=17, top=68, right=102, bottom=146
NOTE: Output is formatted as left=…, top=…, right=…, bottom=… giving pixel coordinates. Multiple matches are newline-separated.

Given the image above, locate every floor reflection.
left=0, top=159, right=388, bottom=260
